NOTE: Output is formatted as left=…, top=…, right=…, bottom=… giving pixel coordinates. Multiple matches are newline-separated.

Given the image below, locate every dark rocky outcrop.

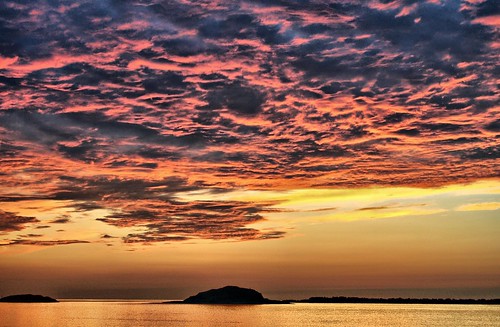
left=0, top=294, right=58, bottom=303
left=177, top=286, right=286, bottom=304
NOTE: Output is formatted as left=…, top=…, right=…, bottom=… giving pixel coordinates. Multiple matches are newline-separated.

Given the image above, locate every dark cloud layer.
left=99, top=199, right=284, bottom=242
left=0, top=210, right=39, bottom=233
left=0, top=239, right=89, bottom=246
left=0, top=0, right=498, bottom=245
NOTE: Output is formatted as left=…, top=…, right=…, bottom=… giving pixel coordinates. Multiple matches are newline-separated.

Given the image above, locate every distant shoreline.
left=293, top=297, right=500, bottom=305
left=2, top=294, right=498, bottom=305
left=164, top=298, right=500, bottom=305
left=2, top=298, right=497, bottom=305
left=50, top=298, right=500, bottom=304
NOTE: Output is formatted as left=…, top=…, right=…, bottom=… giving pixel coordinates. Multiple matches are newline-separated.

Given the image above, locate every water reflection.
left=1, top=302, right=499, bottom=327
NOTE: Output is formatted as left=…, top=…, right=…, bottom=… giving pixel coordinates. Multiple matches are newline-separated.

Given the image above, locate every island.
left=169, top=285, right=288, bottom=304
left=166, top=286, right=499, bottom=305
left=0, top=294, right=58, bottom=303
left=297, top=296, right=500, bottom=305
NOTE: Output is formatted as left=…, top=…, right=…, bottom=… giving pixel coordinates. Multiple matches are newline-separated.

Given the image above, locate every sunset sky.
left=0, top=0, right=499, bottom=300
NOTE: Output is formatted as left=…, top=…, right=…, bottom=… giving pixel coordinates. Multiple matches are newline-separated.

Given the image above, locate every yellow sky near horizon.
left=1, top=180, right=499, bottom=299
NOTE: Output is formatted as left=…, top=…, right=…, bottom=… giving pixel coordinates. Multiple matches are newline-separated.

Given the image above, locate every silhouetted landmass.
left=0, top=294, right=58, bottom=303
left=168, top=286, right=288, bottom=304
left=296, top=296, right=500, bottom=305
left=167, top=286, right=499, bottom=305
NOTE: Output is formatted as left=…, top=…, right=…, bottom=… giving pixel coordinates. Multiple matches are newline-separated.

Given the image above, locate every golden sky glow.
left=0, top=0, right=499, bottom=299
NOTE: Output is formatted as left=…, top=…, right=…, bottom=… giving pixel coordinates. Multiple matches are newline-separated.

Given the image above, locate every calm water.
left=0, top=301, right=499, bottom=327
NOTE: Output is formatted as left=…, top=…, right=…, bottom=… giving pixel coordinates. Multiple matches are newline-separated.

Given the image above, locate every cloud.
left=456, top=202, right=500, bottom=212
left=484, top=120, right=500, bottom=132
left=198, top=14, right=257, bottom=39
left=0, top=0, right=498, bottom=246
left=0, top=210, right=39, bottom=233
left=357, top=206, right=390, bottom=211
left=0, top=239, right=90, bottom=246
left=97, top=198, right=285, bottom=243
left=202, top=79, right=266, bottom=116
left=0, top=173, right=286, bottom=244
left=50, top=216, right=72, bottom=224
left=101, top=234, right=116, bottom=239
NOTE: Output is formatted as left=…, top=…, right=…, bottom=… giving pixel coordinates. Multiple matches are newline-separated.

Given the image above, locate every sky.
left=0, top=0, right=499, bottom=300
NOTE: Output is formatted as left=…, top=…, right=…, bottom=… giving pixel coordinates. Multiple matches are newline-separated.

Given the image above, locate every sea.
left=0, top=301, right=499, bottom=326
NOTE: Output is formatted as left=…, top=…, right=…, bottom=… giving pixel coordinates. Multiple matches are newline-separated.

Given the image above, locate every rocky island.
left=0, top=294, right=58, bottom=303
left=170, top=286, right=287, bottom=304
left=167, top=286, right=500, bottom=305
